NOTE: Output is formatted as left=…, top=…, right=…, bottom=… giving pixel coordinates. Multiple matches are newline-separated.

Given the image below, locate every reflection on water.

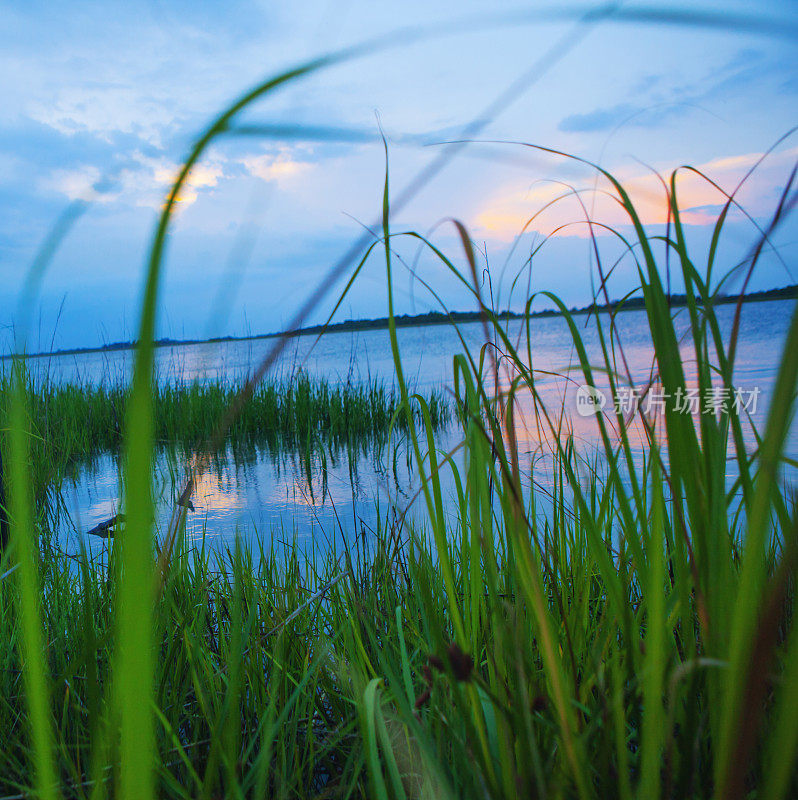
left=58, top=438, right=417, bottom=559
left=46, top=298, right=796, bottom=556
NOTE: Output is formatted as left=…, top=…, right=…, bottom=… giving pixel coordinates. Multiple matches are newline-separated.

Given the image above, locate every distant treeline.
left=5, top=282, right=797, bottom=361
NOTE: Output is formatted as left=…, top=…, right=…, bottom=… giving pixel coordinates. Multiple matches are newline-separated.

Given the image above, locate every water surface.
left=37, top=298, right=796, bottom=558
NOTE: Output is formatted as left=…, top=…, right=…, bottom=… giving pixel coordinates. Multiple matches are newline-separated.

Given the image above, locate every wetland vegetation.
left=1, top=175, right=796, bottom=797
left=0, top=11, right=796, bottom=800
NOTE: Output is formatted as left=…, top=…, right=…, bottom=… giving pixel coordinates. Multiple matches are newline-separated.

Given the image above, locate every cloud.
left=42, top=164, right=105, bottom=201
left=559, top=103, right=638, bottom=134
left=150, top=159, right=226, bottom=206
left=557, top=48, right=797, bottom=135
left=472, top=146, right=798, bottom=241
left=26, top=86, right=174, bottom=147
left=41, top=151, right=227, bottom=209
left=240, top=148, right=313, bottom=183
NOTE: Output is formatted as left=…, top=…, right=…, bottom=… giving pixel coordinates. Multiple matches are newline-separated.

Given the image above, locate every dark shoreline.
left=4, top=283, right=796, bottom=362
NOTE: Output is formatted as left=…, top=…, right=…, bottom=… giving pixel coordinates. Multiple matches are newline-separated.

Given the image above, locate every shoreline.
left=3, top=282, right=796, bottom=362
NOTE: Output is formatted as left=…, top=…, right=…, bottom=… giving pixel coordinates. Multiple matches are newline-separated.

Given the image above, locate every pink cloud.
left=472, top=146, right=798, bottom=242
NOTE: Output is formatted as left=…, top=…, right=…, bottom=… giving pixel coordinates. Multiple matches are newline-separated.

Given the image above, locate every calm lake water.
left=34, top=298, right=797, bottom=558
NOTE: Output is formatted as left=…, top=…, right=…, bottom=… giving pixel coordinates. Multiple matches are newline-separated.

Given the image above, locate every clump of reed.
left=0, top=372, right=449, bottom=498
left=0, top=525, right=400, bottom=797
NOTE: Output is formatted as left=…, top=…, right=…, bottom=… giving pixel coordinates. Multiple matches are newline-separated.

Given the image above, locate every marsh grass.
left=0, top=372, right=448, bottom=506
left=1, top=165, right=795, bottom=796
left=2, top=10, right=798, bottom=798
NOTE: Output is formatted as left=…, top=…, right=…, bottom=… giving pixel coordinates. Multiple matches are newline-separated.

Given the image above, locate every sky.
left=1, top=0, right=797, bottom=352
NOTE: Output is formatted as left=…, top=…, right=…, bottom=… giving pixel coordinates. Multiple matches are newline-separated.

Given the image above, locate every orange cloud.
left=154, top=161, right=224, bottom=206
left=473, top=146, right=798, bottom=241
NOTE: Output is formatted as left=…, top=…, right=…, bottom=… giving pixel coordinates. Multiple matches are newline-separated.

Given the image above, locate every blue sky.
left=1, top=0, right=796, bottom=352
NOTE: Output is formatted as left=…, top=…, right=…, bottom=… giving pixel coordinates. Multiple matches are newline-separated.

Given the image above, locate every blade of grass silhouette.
left=163, top=3, right=616, bottom=554
left=202, top=190, right=271, bottom=342
left=118, top=53, right=362, bottom=800
left=13, top=202, right=89, bottom=353
left=716, top=282, right=798, bottom=797
left=3, top=200, right=90, bottom=800
left=11, top=6, right=798, bottom=795
left=228, top=122, right=434, bottom=146
left=7, top=366, right=61, bottom=800
left=377, top=210, right=591, bottom=791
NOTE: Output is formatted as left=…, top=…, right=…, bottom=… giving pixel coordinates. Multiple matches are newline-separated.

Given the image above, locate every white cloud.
left=241, top=149, right=313, bottom=184
left=27, top=86, right=171, bottom=146
left=42, top=152, right=228, bottom=209
left=42, top=165, right=105, bottom=202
